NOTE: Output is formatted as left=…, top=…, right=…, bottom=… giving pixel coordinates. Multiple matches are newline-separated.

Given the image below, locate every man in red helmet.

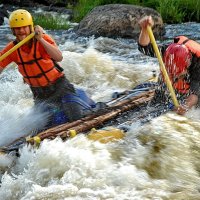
left=138, top=16, right=200, bottom=115
left=162, top=43, right=192, bottom=95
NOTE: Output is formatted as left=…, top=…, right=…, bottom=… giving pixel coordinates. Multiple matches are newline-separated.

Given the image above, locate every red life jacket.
left=16, top=39, right=64, bottom=87
left=163, top=36, right=199, bottom=94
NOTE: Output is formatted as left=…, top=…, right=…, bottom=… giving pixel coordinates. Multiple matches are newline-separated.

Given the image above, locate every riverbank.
left=1, top=0, right=200, bottom=26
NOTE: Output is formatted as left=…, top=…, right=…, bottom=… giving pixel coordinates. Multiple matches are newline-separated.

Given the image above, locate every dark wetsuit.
left=31, top=75, right=86, bottom=129
left=138, top=40, right=200, bottom=108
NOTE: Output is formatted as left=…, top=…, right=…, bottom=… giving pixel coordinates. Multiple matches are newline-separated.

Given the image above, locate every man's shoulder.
left=41, top=33, right=56, bottom=45
left=5, top=41, right=15, bottom=49
left=42, top=33, right=54, bottom=40
left=0, top=41, right=15, bottom=55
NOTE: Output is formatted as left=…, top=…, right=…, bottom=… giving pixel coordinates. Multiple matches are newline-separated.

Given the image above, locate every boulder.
left=75, top=4, right=165, bottom=39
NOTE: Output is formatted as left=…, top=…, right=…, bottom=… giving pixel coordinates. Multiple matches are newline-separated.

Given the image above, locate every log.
left=0, top=90, right=155, bottom=153
left=30, top=90, right=154, bottom=142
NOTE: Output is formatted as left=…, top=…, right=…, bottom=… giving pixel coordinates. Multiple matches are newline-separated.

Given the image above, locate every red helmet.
left=163, top=43, right=192, bottom=77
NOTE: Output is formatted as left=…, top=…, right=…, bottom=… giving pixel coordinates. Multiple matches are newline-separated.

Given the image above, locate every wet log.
left=32, top=90, right=154, bottom=142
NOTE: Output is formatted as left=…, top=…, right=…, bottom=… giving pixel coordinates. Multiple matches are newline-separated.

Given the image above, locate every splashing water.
left=0, top=22, right=200, bottom=199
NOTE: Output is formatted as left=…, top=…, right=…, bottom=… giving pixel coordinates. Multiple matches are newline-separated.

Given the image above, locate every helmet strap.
left=29, top=25, right=33, bottom=33
left=11, top=28, right=16, bottom=36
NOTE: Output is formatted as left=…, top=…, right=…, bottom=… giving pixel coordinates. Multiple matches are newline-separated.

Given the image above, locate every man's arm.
left=34, top=25, right=63, bottom=62
left=138, top=16, right=168, bottom=57
left=138, top=16, right=153, bottom=46
left=175, top=94, right=198, bottom=115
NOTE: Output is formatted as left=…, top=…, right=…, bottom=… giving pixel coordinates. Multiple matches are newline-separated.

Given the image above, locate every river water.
left=0, top=16, right=200, bottom=199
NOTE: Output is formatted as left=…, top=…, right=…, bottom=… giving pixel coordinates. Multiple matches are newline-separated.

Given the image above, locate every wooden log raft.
left=28, top=90, right=155, bottom=144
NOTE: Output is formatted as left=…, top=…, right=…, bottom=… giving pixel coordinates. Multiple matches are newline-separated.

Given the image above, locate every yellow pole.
left=147, top=26, right=179, bottom=107
left=0, top=32, right=35, bottom=62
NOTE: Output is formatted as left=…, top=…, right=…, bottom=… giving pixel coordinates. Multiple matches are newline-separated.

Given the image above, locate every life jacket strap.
left=23, top=66, right=55, bottom=79
left=16, top=57, right=42, bottom=65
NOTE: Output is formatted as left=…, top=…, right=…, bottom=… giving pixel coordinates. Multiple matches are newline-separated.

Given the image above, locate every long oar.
left=0, top=32, right=35, bottom=62
left=147, top=26, right=179, bottom=107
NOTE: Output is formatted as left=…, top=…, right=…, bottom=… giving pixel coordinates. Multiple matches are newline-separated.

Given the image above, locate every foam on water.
left=1, top=112, right=200, bottom=200
left=0, top=23, right=200, bottom=199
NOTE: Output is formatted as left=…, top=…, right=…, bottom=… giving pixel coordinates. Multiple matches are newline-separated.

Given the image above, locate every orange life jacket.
left=175, top=36, right=200, bottom=57
left=163, top=36, right=200, bottom=94
left=16, top=39, right=64, bottom=87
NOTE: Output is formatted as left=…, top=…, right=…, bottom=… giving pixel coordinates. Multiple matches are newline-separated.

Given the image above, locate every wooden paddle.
left=0, top=32, right=35, bottom=62
left=147, top=26, right=179, bottom=107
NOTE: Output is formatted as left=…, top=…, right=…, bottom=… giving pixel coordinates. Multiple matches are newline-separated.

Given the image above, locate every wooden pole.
left=147, top=26, right=179, bottom=107
left=0, top=33, right=35, bottom=62
left=29, top=90, right=154, bottom=142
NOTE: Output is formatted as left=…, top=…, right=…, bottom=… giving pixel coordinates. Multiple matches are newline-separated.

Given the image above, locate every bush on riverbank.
left=73, top=0, right=200, bottom=23
left=33, top=14, right=72, bottom=30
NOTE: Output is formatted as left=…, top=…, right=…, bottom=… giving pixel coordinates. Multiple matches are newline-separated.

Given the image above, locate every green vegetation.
left=33, top=14, right=72, bottom=30
left=73, top=0, right=140, bottom=22
left=73, top=0, right=99, bottom=23
left=157, top=0, right=185, bottom=23
left=156, top=0, right=200, bottom=23
left=72, top=0, right=200, bottom=24
left=31, top=0, right=200, bottom=29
